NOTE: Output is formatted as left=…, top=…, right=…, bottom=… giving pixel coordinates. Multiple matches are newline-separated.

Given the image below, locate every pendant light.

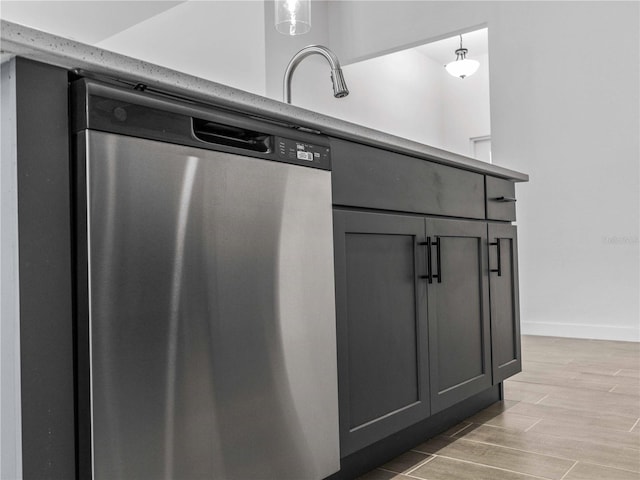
left=445, top=35, right=480, bottom=79
left=275, top=0, right=311, bottom=36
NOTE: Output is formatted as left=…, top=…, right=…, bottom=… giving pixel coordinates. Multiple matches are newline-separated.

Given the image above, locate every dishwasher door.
left=81, top=130, right=339, bottom=480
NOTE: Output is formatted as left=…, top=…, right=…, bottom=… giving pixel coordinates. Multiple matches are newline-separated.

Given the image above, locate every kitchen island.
left=1, top=20, right=527, bottom=480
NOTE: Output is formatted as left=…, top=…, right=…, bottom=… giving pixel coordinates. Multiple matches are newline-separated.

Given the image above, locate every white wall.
left=321, top=1, right=640, bottom=341
left=265, top=24, right=490, bottom=159
left=279, top=47, right=446, bottom=148
left=441, top=52, right=491, bottom=157
left=97, top=1, right=267, bottom=96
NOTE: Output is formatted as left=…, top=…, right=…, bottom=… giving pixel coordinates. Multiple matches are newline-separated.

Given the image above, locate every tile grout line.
left=403, top=454, right=436, bottom=475
left=571, top=460, right=639, bottom=474
left=629, top=417, right=640, bottom=433
left=518, top=394, right=640, bottom=419
left=378, top=464, right=434, bottom=480
left=421, top=453, right=552, bottom=480
left=481, top=423, right=519, bottom=432
left=377, top=466, right=416, bottom=477
left=375, top=467, right=397, bottom=474
left=403, top=470, right=432, bottom=480
left=376, top=466, right=412, bottom=477
left=509, top=401, right=640, bottom=425
left=442, top=434, right=640, bottom=474
left=447, top=422, right=473, bottom=437
left=559, top=461, right=578, bottom=480
left=512, top=376, right=626, bottom=393
left=377, top=453, right=436, bottom=477
left=534, top=393, right=550, bottom=404
left=412, top=429, right=579, bottom=463
left=524, top=417, right=543, bottom=432
left=513, top=375, right=631, bottom=392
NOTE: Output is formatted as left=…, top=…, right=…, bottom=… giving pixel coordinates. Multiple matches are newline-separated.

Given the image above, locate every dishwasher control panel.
left=276, top=137, right=331, bottom=170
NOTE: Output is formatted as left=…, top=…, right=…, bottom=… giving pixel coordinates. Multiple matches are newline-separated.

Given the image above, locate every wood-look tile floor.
left=358, top=335, right=640, bottom=480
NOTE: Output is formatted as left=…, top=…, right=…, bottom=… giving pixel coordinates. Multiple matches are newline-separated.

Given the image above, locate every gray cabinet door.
left=488, top=224, right=522, bottom=383
left=425, top=219, right=492, bottom=414
left=333, top=210, right=430, bottom=456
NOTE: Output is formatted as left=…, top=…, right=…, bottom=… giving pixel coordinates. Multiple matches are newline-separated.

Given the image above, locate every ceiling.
left=415, top=28, right=488, bottom=65
left=0, top=1, right=185, bottom=44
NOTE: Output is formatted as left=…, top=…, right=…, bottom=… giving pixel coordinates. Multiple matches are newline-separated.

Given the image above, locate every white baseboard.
left=521, top=321, right=640, bottom=342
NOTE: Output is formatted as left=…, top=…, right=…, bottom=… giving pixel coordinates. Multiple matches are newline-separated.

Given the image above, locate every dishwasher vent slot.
left=193, top=118, right=272, bottom=153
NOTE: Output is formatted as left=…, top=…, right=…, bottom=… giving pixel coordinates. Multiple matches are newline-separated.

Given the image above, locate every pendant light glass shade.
left=445, top=57, right=480, bottom=79
left=445, top=35, right=480, bottom=79
left=275, top=0, right=311, bottom=36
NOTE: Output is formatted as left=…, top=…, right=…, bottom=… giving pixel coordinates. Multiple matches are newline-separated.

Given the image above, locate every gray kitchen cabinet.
left=425, top=219, right=492, bottom=414
left=333, top=211, right=498, bottom=454
left=333, top=209, right=431, bottom=456
left=329, top=134, right=525, bottom=470
left=330, top=138, right=486, bottom=219
left=488, top=223, right=522, bottom=383
left=2, top=57, right=77, bottom=480
left=486, top=176, right=517, bottom=221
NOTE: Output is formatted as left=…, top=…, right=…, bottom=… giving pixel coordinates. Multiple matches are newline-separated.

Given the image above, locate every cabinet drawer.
left=331, top=138, right=485, bottom=219
left=486, top=176, right=517, bottom=221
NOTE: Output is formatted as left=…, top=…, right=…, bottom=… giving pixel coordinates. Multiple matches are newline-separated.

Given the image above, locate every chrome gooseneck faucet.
left=283, top=45, right=349, bottom=104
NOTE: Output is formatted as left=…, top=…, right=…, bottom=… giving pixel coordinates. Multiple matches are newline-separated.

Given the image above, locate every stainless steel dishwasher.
left=72, top=79, right=340, bottom=480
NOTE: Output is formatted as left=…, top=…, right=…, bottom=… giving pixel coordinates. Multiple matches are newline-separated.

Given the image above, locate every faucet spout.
left=283, top=45, right=349, bottom=104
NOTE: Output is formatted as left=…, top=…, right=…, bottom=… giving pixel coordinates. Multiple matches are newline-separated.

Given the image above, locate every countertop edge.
left=1, top=20, right=529, bottom=182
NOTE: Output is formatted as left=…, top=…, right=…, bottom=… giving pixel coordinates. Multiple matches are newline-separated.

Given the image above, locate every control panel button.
left=297, top=151, right=314, bottom=161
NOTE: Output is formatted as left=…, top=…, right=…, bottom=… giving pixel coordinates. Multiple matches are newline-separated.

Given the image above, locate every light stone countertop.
left=1, top=20, right=528, bottom=182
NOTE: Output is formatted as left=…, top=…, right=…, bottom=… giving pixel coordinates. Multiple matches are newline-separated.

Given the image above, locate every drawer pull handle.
left=418, top=237, right=442, bottom=283
left=494, top=196, right=517, bottom=202
left=419, top=240, right=433, bottom=283
left=490, top=240, right=502, bottom=276
left=419, top=237, right=441, bottom=284
left=434, top=238, right=442, bottom=283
